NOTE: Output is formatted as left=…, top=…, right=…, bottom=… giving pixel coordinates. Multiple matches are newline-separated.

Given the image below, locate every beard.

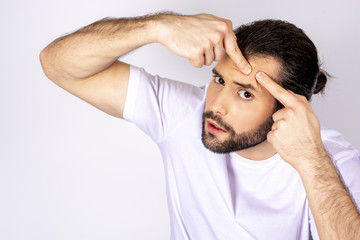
left=201, top=110, right=276, bottom=154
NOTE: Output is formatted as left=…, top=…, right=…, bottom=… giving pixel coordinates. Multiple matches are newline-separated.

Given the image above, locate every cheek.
left=230, top=101, right=274, bottom=132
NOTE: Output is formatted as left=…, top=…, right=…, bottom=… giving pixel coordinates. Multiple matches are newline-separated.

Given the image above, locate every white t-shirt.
left=123, top=65, right=360, bottom=240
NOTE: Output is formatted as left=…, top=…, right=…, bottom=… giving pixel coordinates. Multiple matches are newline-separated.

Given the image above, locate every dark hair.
left=234, top=19, right=328, bottom=100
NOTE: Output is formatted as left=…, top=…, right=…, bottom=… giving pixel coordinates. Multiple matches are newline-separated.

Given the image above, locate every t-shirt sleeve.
left=309, top=129, right=360, bottom=239
left=123, top=65, right=205, bottom=143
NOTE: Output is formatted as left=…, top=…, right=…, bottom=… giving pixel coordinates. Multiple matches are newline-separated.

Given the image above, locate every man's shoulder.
left=321, top=129, right=360, bottom=207
left=321, top=128, right=360, bottom=163
left=127, top=65, right=208, bottom=143
left=131, top=64, right=207, bottom=101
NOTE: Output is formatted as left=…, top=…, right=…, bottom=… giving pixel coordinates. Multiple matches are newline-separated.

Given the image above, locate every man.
left=40, top=13, right=360, bottom=239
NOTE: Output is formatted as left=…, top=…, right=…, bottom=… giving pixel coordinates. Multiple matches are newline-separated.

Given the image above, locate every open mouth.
left=206, top=119, right=227, bottom=135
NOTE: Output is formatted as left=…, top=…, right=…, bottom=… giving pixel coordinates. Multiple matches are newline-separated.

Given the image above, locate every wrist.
left=288, top=143, right=328, bottom=172
left=296, top=152, right=335, bottom=181
left=148, top=12, right=183, bottom=46
left=142, top=14, right=164, bottom=44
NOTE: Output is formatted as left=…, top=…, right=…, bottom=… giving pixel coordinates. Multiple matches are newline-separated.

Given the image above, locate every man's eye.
left=239, top=90, right=253, bottom=100
left=214, top=76, right=225, bottom=85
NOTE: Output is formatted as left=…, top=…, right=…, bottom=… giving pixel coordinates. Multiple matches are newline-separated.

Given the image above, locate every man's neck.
left=235, top=140, right=277, bottom=161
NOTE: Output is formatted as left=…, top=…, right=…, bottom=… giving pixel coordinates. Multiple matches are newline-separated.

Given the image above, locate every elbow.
left=39, top=48, right=59, bottom=82
left=39, top=48, right=52, bottom=80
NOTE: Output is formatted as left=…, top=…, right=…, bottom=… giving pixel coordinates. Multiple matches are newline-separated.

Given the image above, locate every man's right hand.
left=155, top=13, right=251, bottom=74
left=40, top=13, right=251, bottom=119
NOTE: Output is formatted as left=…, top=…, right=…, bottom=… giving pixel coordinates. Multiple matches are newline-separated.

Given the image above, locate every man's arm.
left=40, top=13, right=251, bottom=118
left=255, top=71, right=360, bottom=239
left=300, top=155, right=360, bottom=238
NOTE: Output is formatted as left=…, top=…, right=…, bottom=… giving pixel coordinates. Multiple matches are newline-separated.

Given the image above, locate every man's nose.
left=210, top=89, right=228, bottom=116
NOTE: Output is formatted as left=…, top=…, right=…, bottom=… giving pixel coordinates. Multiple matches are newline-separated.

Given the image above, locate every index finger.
left=224, top=33, right=252, bottom=75
left=255, top=71, right=297, bottom=107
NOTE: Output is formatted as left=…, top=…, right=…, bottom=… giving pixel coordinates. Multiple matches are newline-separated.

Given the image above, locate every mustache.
left=203, top=111, right=236, bottom=136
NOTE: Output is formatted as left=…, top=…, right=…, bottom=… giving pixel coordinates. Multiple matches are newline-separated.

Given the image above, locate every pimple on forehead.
left=215, top=54, right=281, bottom=93
left=226, top=56, right=279, bottom=94
left=226, top=62, right=261, bottom=90
left=248, top=56, right=281, bottom=81
left=231, top=56, right=280, bottom=81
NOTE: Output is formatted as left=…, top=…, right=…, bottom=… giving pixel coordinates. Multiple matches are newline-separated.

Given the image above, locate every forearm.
left=256, top=66, right=360, bottom=238
left=40, top=14, right=165, bottom=81
left=40, top=12, right=250, bottom=83
left=298, top=155, right=360, bottom=239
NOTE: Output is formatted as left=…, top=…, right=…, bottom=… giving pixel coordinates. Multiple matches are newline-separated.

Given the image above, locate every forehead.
left=215, top=54, right=282, bottom=88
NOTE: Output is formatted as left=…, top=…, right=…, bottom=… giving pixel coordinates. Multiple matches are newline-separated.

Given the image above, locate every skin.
left=39, top=14, right=251, bottom=118
left=255, top=71, right=360, bottom=239
left=40, top=13, right=360, bottom=239
left=205, top=54, right=280, bottom=160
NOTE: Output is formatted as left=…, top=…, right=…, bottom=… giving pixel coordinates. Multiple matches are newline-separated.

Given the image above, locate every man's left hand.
left=255, top=71, right=328, bottom=171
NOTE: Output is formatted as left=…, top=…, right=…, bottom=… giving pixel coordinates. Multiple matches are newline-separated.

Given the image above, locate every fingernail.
left=244, top=65, right=252, bottom=74
left=256, top=72, right=264, bottom=80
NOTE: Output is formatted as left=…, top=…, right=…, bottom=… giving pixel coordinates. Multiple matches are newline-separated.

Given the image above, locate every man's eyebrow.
left=212, top=68, right=257, bottom=92
left=233, top=81, right=256, bottom=91
left=212, top=68, right=222, bottom=78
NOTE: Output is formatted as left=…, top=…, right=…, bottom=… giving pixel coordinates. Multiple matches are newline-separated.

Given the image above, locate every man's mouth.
left=206, top=119, right=227, bottom=135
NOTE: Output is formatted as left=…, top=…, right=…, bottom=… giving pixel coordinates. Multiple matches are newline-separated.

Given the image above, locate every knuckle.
left=192, top=47, right=203, bottom=57
left=275, top=88, right=284, bottom=97
left=296, top=103, right=306, bottom=112
left=277, top=120, right=286, bottom=128
left=229, top=43, right=238, bottom=52
left=224, top=18, right=231, bottom=24
left=203, top=40, right=213, bottom=50
left=217, top=21, right=229, bottom=33
left=272, top=129, right=281, bottom=139
left=212, top=32, right=223, bottom=44
left=299, top=95, right=307, bottom=101
left=226, top=45, right=239, bottom=57
left=225, top=19, right=233, bottom=30
left=286, top=108, right=295, bottom=117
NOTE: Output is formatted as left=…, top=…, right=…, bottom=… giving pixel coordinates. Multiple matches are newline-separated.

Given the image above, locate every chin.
left=201, top=131, right=267, bottom=154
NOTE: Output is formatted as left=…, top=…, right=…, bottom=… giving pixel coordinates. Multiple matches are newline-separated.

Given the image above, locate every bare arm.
left=40, top=13, right=251, bottom=118
left=256, top=71, right=360, bottom=239
left=300, top=155, right=360, bottom=239
left=40, top=16, right=160, bottom=118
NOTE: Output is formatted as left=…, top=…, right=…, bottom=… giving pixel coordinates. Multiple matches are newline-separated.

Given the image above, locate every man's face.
left=202, top=54, right=281, bottom=153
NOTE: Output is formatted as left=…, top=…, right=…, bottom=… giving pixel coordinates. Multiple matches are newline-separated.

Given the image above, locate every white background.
left=1, top=0, right=359, bottom=239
